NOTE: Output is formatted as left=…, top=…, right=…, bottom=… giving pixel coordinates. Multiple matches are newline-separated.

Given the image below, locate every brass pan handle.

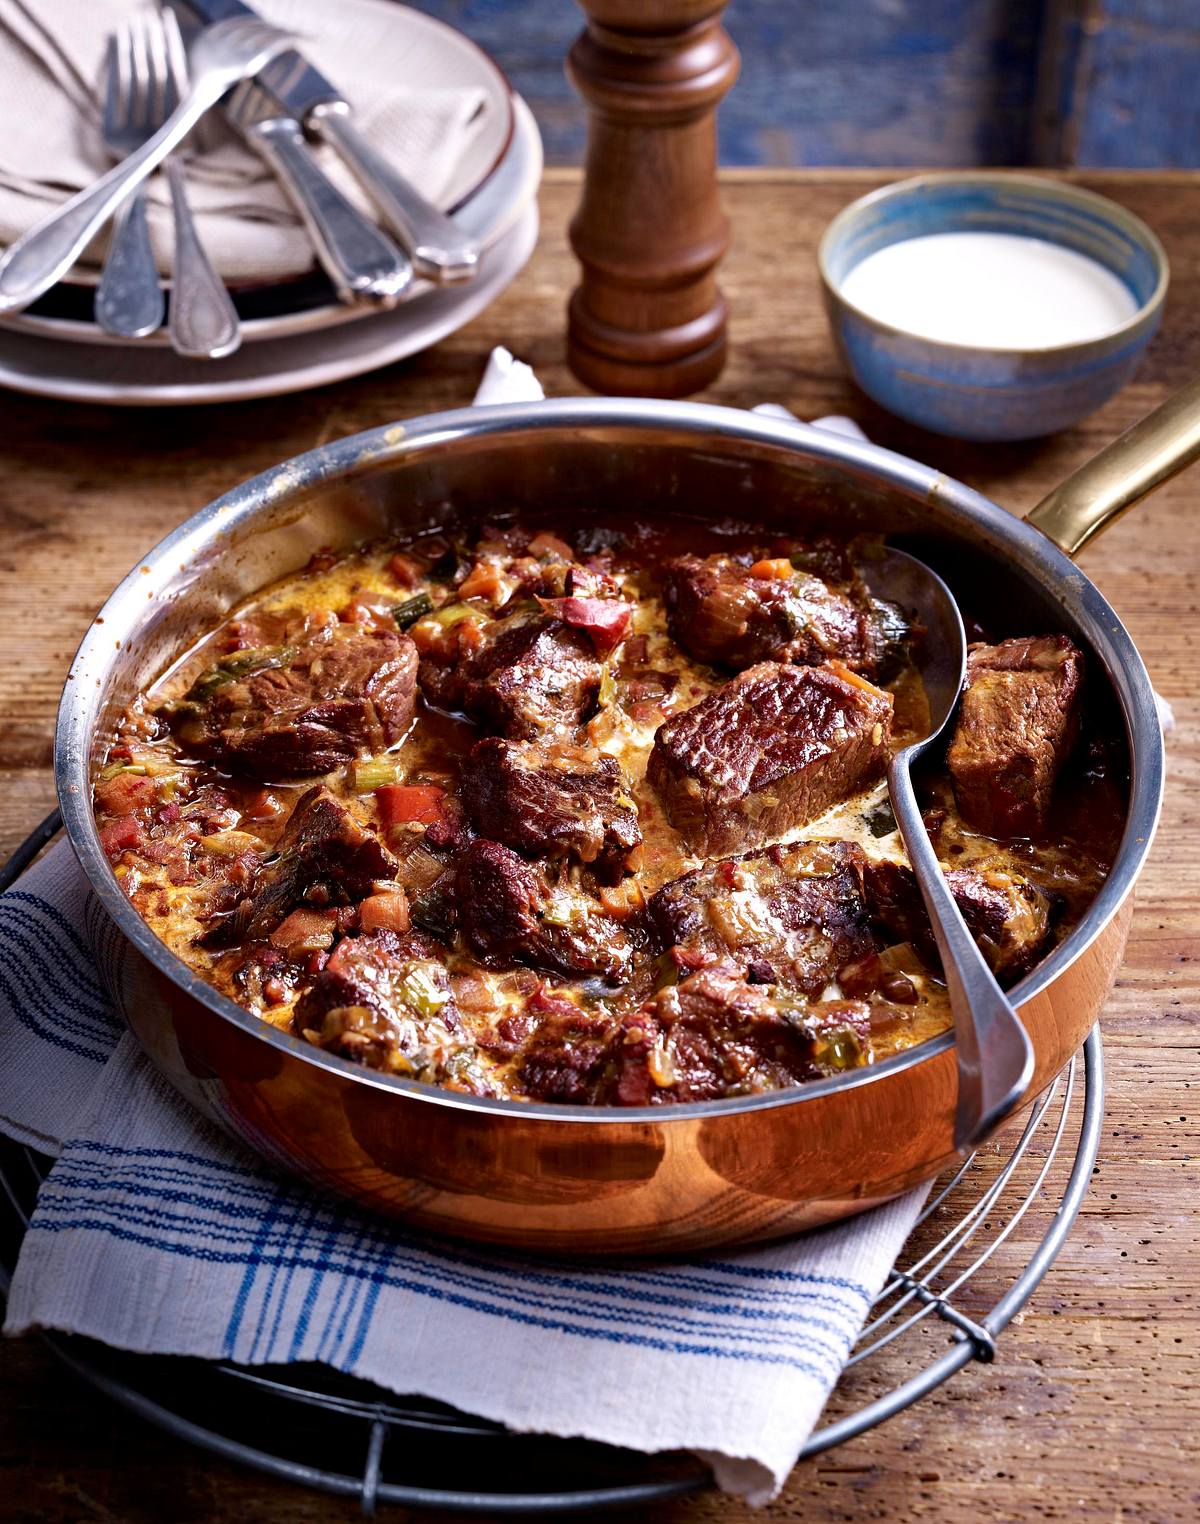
left=1026, top=375, right=1200, bottom=557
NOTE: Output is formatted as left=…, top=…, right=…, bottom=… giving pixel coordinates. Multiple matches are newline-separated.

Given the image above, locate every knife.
left=170, top=0, right=481, bottom=284
left=223, top=78, right=413, bottom=306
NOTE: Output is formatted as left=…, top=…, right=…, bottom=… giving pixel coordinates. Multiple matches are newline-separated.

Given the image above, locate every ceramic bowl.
left=818, top=173, right=1168, bottom=442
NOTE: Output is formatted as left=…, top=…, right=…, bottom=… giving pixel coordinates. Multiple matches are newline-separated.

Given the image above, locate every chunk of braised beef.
left=601, top=966, right=877, bottom=1106
left=294, top=929, right=464, bottom=1075
left=947, top=635, right=1084, bottom=838
left=648, top=661, right=893, bottom=856
left=660, top=553, right=908, bottom=675
left=208, top=787, right=396, bottom=946
left=647, top=839, right=877, bottom=996
left=461, top=738, right=641, bottom=881
left=864, top=858, right=1052, bottom=982
left=166, top=624, right=418, bottom=779
left=518, top=991, right=618, bottom=1103
left=455, top=839, right=632, bottom=982
left=419, top=610, right=604, bottom=741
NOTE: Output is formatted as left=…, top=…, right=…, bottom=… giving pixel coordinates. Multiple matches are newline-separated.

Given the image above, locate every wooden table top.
left=0, top=169, right=1195, bottom=1524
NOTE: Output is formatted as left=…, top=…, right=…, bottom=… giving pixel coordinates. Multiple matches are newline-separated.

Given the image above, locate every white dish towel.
left=0, top=354, right=931, bottom=1504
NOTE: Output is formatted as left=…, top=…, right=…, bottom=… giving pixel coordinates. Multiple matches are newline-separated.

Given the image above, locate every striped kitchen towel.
left=0, top=359, right=931, bottom=1503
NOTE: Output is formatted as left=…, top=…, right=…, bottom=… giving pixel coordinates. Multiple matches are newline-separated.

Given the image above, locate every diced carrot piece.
left=388, top=553, right=419, bottom=588
left=598, top=880, right=646, bottom=919
left=528, top=531, right=574, bottom=561
left=458, top=561, right=515, bottom=605
left=359, top=890, right=411, bottom=935
left=827, top=659, right=888, bottom=698
left=376, top=784, right=447, bottom=828
left=748, top=558, right=795, bottom=580
left=269, top=909, right=337, bottom=952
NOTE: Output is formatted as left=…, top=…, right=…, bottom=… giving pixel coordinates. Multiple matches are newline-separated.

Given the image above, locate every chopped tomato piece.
left=94, top=771, right=158, bottom=817
left=99, top=816, right=144, bottom=857
left=539, top=596, right=631, bottom=655
left=376, top=784, right=447, bottom=828
left=748, top=558, right=795, bottom=580
left=527, top=531, right=574, bottom=561
left=359, top=890, right=411, bottom=935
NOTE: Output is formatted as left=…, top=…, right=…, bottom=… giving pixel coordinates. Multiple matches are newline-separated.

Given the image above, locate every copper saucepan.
left=55, top=385, right=1200, bottom=1255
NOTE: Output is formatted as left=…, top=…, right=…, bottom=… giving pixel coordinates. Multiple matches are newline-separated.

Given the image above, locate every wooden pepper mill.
left=565, top=1, right=740, bottom=397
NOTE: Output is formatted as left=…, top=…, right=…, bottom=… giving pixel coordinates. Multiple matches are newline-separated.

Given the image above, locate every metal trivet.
left=0, top=813, right=1103, bottom=1515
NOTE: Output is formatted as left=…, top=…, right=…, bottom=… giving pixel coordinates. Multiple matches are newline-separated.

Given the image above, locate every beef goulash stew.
left=94, top=517, right=1126, bottom=1106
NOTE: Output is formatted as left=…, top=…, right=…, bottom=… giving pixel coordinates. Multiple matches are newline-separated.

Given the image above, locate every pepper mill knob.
left=565, top=0, right=740, bottom=397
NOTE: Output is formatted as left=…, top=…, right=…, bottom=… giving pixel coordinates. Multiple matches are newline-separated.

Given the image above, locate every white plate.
left=0, top=201, right=537, bottom=405
left=3, top=96, right=541, bottom=349
left=0, top=1, right=530, bottom=349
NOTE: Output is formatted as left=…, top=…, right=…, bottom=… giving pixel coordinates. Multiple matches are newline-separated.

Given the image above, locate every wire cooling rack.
left=0, top=813, right=1103, bottom=1515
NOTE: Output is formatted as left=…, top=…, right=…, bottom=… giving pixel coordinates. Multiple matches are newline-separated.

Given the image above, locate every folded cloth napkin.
left=0, top=354, right=931, bottom=1504
left=0, top=0, right=492, bottom=283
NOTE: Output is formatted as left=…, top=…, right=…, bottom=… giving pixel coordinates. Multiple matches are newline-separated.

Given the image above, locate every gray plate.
left=0, top=199, right=536, bottom=404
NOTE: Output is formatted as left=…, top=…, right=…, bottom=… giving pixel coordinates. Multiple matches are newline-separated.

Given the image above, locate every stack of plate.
left=0, top=3, right=541, bottom=405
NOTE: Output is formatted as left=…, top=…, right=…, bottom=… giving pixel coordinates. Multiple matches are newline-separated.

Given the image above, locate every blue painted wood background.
left=416, top=0, right=1198, bottom=167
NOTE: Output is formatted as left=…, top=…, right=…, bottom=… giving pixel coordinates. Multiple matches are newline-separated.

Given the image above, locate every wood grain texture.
left=0, top=170, right=1197, bottom=1523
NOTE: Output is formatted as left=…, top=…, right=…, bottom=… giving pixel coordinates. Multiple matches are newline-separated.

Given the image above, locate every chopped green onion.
left=98, top=761, right=148, bottom=781
left=421, top=602, right=488, bottom=629
left=392, top=591, right=434, bottom=628
left=352, top=756, right=399, bottom=792
left=399, top=964, right=450, bottom=1019
left=598, top=667, right=616, bottom=708
left=188, top=645, right=296, bottom=701
left=816, top=1027, right=864, bottom=1071
left=865, top=800, right=897, bottom=838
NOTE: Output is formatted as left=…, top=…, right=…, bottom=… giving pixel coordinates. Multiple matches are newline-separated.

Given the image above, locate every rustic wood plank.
left=0, top=170, right=1197, bottom=1523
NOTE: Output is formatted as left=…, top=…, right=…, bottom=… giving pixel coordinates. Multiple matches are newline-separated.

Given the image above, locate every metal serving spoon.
left=861, top=547, right=1035, bottom=1152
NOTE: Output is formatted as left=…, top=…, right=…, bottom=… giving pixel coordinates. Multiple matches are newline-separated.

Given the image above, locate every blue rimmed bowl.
left=818, top=173, right=1169, bottom=442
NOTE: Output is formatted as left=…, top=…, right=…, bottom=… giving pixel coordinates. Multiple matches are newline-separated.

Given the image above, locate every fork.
left=157, top=9, right=240, bottom=358
left=224, top=78, right=413, bottom=307
left=0, top=15, right=294, bottom=315
left=94, top=28, right=166, bottom=339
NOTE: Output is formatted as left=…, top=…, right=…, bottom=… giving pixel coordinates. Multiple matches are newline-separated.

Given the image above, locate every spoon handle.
left=887, top=750, right=1035, bottom=1152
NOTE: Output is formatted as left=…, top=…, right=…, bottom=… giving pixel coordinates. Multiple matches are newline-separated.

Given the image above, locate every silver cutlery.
left=95, top=28, right=166, bottom=338
left=860, top=548, right=1035, bottom=1151
left=0, top=15, right=294, bottom=315
left=172, top=0, right=481, bottom=284
left=157, top=9, right=239, bottom=358
left=224, top=79, right=413, bottom=306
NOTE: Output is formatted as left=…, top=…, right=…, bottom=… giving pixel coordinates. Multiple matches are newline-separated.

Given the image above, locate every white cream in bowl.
left=839, top=231, right=1139, bottom=349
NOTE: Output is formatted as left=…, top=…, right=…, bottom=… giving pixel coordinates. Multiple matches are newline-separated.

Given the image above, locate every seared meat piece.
left=647, top=839, right=877, bottom=995
left=948, top=635, right=1084, bottom=838
left=456, top=839, right=632, bottom=981
left=661, top=553, right=908, bottom=675
left=648, top=661, right=893, bottom=856
left=865, top=858, right=1052, bottom=981
left=419, top=610, right=603, bottom=740
left=461, top=738, right=641, bottom=880
left=295, top=929, right=465, bottom=1076
left=220, top=787, right=396, bottom=944
left=167, top=625, right=418, bottom=779
left=518, top=992, right=618, bottom=1103
left=601, top=965, right=878, bottom=1106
